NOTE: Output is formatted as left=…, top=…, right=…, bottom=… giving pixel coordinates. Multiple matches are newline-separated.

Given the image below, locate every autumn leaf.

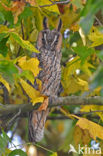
left=18, top=56, right=41, bottom=77
left=20, top=78, right=44, bottom=105
left=74, top=116, right=103, bottom=141
left=0, top=75, right=10, bottom=92
left=76, top=77, right=88, bottom=91
left=61, top=56, right=90, bottom=95
left=26, top=0, right=36, bottom=6
left=1, top=1, right=25, bottom=24
left=88, top=26, right=103, bottom=47
left=61, top=6, right=79, bottom=32
left=37, top=0, right=60, bottom=14
left=74, top=126, right=90, bottom=146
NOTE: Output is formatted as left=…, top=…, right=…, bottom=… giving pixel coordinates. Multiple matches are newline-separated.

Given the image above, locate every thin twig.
left=10, top=117, right=20, bottom=141
left=39, top=0, right=70, bottom=7
left=95, top=16, right=103, bottom=26
left=6, top=109, right=21, bottom=130
left=50, top=0, right=70, bottom=4
left=21, top=20, right=24, bottom=40
left=16, top=20, right=24, bottom=57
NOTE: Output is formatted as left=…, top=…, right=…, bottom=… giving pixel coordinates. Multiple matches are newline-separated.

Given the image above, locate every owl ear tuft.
left=43, top=17, right=48, bottom=29
left=57, top=18, right=62, bottom=32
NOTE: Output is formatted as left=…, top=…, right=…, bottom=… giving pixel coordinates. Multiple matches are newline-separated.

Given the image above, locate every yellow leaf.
left=74, top=126, right=90, bottom=146
left=18, top=56, right=41, bottom=77
left=0, top=75, right=10, bottom=92
left=81, top=61, right=95, bottom=76
left=76, top=77, right=88, bottom=91
left=81, top=105, right=103, bottom=121
left=88, top=26, right=103, bottom=47
left=34, top=8, right=43, bottom=31
left=60, top=108, right=73, bottom=120
left=76, top=116, right=103, bottom=140
left=61, top=56, right=90, bottom=95
left=50, top=152, right=58, bottom=156
left=83, top=154, right=101, bottom=156
left=37, top=0, right=60, bottom=14
left=80, top=87, right=103, bottom=120
left=20, top=78, right=44, bottom=104
left=32, top=97, right=44, bottom=105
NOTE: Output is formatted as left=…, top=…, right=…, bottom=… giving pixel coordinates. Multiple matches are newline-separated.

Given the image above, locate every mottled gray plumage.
left=29, top=17, right=62, bottom=142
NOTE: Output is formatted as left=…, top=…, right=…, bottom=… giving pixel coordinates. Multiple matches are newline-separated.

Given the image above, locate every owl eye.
left=42, top=37, right=45, bottom=42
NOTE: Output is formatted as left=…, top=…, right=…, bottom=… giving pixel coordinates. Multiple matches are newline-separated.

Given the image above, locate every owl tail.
left=28, top=108, right=49, bottom=142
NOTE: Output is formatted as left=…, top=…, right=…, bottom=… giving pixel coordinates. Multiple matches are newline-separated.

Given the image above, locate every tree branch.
left=39, top=0, right=70, bottom=8
left=1, top=96, right=103, bottom=119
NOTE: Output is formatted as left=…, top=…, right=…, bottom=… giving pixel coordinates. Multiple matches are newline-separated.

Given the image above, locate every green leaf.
left=0, top=36, right=9, bottom=57
left=0, top=33, right=8, bottom=41
left=0, top=12, right=5, bottom=23
left=80, top=15, right=94, bottom=35
left=91, top=65, right=103, bottom=90
left=19, top=7, right=33, bottom=21
left=10, top=32, right=39, bottom=53
left=97, top=50, right=103, bottom=62
left=8, top=149, right=27, bottom=156
left=80, top=0, right=103, bottom=34
left=2, top=10, right=14, bottom=27
left=0, top=130, right=10, bottom=154
left=0, top=60, right=18, bottom=83
left=2, top=130, right=11, bottom=143
left=73, top=46, right=95, bottom=64
left=71, top=0, right=83, bottom=9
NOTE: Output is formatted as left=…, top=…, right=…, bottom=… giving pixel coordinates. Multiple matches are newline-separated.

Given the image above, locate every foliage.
left=0, top=0, right=103, bottom=155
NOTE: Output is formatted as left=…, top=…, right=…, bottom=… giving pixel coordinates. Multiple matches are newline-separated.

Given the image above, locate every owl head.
left=37, top=17, right=62, bottom=52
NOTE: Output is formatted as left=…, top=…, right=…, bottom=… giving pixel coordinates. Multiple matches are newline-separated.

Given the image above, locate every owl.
left=29, top=17, right=62, bottom=142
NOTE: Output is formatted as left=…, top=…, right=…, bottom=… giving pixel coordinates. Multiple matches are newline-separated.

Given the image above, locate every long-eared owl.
left=29, top=17, right=62, bottom=142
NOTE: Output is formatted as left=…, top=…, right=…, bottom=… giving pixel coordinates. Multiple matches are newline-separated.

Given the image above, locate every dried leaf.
left=38, top=97, right=48, bottom=111
left=1, top=1, right=25, bottom=24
